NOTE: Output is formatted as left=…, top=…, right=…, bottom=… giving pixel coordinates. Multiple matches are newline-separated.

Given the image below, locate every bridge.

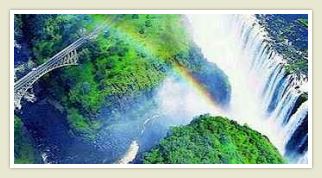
left=14, top=26, right=105, bottom=109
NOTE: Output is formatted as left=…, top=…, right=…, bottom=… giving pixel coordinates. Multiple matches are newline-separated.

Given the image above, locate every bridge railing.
left=14, top=25, right=108, bottom=109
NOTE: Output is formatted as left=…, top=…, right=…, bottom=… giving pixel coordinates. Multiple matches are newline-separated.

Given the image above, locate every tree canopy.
left=143, top=115, right=285, bottom=164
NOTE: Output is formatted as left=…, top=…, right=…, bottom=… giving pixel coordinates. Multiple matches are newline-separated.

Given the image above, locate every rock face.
left=256, top=14, right=308, bottom=77
left=143, top=115, right=285, bottom=164
left=191, top=61, right=231, bottom=108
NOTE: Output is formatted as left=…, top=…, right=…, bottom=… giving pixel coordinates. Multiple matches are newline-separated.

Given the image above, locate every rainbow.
left=92, top=15, right=224, bottom=115
left=171, top=63, right=224, bottom=114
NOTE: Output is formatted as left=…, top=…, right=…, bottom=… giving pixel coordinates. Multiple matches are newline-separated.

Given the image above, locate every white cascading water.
left=187, top=14, right=308, bottom=163
left=116, top=141, right=139, bottom=164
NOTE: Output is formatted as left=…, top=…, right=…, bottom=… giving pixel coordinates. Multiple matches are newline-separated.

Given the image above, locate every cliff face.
left=15, top=14, right=231, bottom=140
left=143, top=115, right=285, bottom=164
left=256, top=14, right=308, bottom=77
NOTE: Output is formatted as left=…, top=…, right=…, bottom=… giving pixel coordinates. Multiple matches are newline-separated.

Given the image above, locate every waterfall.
left=116, top=141, right=139, bottom=164
left=283, top=101, right=308, bottom=145
left=187, top=14, right=308, bottom=163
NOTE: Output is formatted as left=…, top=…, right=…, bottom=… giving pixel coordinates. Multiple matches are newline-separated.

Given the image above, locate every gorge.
left=13, top=13, right=309, bottom=165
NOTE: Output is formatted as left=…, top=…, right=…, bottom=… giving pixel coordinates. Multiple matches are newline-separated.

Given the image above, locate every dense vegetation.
left=14, top=14, right=230, bottom=141
left=256, top=14, right=308, bottom=77
left=14, top=115, right=40, bottom=163
left=143, top=115, right=284, bottom=164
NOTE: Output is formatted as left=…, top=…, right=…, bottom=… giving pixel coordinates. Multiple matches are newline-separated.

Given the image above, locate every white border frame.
left=10, top=10, right=313, bottom=169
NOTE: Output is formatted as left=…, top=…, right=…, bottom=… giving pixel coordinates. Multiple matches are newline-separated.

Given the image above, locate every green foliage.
left=109, top=14, right=191, bottom=60
left=17, top=14, right=229, bottom=139
left=14, top=115, right=39, bottom=164
left=41, top=14, right=191, bottom=136
left=285, top=58, right=308, bottom=75
left=55, top=15, right=177, bottom=117
left=143, top=115, right=285, bottom=164
left=66, top=108, right=102, bottom=140
left=297, top=18, right=308, bottom=28
left=256, top=15, right=308, bottom=76
left=66, top=62, right=103, bottom=113
left=28, top=15, right=85, bottom=65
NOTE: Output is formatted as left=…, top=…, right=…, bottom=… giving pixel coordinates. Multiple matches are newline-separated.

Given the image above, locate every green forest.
left=15, top=14, right=230, bottom=141
left=143, top=115, right=285, bottom=164
left=13, top=14, right=292, bottom=164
